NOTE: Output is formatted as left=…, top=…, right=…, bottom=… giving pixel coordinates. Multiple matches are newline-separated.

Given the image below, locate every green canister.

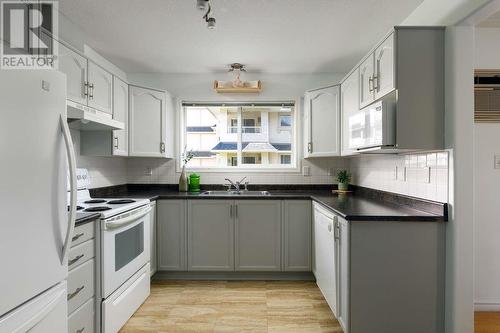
left=188, top=173, right=201, bottom=192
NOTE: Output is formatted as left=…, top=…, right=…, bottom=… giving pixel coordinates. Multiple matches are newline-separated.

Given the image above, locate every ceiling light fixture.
left=199, top=0, right=216, bottom=29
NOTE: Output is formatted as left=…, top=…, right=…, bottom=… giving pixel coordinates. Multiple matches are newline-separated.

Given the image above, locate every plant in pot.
left=179, top=146, right=194, bottom=192
left=336, top=170, right=351, bottom=191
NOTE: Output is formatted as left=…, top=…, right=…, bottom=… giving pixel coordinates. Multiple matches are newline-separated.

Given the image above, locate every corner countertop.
left=75, top=212, right=100, bottom=226
left=92, top=186, right=447, bottom=222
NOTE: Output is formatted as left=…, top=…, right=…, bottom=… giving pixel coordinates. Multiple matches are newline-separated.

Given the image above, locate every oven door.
left=101, top=204, right=151, bottom=298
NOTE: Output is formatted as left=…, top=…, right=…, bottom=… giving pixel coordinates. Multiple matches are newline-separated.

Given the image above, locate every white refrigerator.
left=0, top=70, right=77, bottom=332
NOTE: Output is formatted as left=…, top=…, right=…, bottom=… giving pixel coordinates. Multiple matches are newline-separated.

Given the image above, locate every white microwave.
left=347, top=96, right=396, bottom=153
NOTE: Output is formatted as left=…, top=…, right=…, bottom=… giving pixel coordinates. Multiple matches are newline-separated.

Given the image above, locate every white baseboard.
left=475, top=300, right=500, bottom=311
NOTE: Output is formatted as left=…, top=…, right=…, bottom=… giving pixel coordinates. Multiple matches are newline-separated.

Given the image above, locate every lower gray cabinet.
left=157, top=200, right=187, bottom=271
left=150, top=201, right=157, bottom=276
left=234, top=200, right=282, bottom=271
left=283, top=200, right=312, bottom=271
left=187, top=200, right=234, bottom=271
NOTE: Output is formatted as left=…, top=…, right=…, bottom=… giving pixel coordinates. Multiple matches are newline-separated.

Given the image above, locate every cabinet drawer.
left=68, top=239, right=95, bottom=271
left=71, top=222, right=95, bottom=247
left=68, top=297, right=95, bottom=333
left=68, top=259, right=95, bottom=314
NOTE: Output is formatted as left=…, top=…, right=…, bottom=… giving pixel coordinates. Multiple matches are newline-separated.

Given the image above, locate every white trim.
left=177, top=100, right=301, bottom=173
left=474, top=300, right=500, bottom=311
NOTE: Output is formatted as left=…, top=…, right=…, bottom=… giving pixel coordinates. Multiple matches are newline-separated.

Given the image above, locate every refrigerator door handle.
left=60, top=114, right=77, bottom=265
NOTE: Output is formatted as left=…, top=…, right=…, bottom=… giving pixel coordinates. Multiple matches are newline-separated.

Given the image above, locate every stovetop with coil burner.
left=69, top=168, right=150, bottom=219
left=76, top=195, right=149, bottom=218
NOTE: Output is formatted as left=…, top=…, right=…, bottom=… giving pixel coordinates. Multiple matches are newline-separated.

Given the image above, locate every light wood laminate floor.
left=120, top=280, right=343, bottom=333
left=475, top=312, right=500, bottom=333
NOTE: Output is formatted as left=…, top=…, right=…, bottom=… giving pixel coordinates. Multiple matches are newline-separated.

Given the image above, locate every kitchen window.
left=181, top=102, right=296, bottom=170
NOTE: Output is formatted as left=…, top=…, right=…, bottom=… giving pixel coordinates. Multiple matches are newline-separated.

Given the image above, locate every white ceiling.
left=58, top=0, right=423, bottom=74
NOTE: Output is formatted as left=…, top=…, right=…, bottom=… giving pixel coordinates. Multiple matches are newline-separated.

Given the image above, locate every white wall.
left=474, top=27, right=500, bottom=310
left=126, top=72, right=349, bottom=185
left=444, top=25, right=475, bottom=333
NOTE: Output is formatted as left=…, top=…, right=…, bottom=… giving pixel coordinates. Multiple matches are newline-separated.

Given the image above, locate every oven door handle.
left=104, top=206, right=151, bottom=230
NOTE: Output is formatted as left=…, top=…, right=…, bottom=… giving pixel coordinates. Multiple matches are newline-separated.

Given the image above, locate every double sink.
left=199, top=190, right=271, bottom=197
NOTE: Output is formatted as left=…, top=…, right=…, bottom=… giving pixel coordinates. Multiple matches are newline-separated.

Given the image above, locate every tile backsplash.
left=71, top=129, right=128, bottom=188
left=126, top=157, right=349, bottom=186
left=349, top=151, right=449, bottom=203
left=73, top=126, right=449, bottom=203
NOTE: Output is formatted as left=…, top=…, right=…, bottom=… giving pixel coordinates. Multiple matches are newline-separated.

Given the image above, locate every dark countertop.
left=92, top=185, right=447, bottom=222
left=75, top=212, right=100, bottom=226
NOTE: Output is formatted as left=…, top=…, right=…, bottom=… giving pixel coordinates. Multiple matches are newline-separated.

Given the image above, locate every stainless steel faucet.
left=224, top=177, right=247, bottom=193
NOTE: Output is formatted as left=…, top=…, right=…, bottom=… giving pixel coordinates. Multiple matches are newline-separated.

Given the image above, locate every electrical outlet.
left=302, top=166, right=311, bottom=176
left=144, top=167, right=152, bottom=176
left=327, top=167, right=335, bottom=176
left=495, top=155, right=500, bottom=169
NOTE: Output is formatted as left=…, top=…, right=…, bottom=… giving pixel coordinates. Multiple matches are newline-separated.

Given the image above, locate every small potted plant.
left=336, top=170, right=351, bottom=191
left=179, top=146, right=194, bottom=192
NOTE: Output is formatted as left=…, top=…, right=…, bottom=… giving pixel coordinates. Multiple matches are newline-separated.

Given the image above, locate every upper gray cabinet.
left=87, top=61, right=113, bottom=115
left=340, top=69, right=359, bottom=157
left=359, top=34, right=395, bottom=108
left=374, top=35, right=395, bottom=101
left=57, top=42, right=113, bottom=116
left=341, top=27, right=444, bottom=153
left=129, top=85, right=169, bottom=158
left=112, top=77, right=129, bottom=156
left=304, top=85, right=341, bottom=158
left=58, top=43, right=88, bottom=105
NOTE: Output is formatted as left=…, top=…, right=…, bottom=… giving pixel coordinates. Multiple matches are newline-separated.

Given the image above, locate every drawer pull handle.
left=68, top=254, right=84, bottom=266
left=76, top=328, right=85, bottom=333
left=67, top=286, right=84, bottom=300
left=72, top=233, right=84, bottom=242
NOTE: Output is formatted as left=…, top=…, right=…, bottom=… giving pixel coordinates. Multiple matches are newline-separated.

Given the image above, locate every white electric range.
left=72, top=169, right=151, bottom=333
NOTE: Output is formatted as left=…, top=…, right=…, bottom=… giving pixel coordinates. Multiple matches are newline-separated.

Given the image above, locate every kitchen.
left=0, top=1, right=498, bottom=333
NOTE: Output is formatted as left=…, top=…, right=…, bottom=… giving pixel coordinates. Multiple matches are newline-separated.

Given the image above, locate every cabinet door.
left=234, top=200, right=281, bottom=271
left=283, top=200, right=311, bottom=271
left=157, top=200, right=187, bottom=271
left=359, top=55, right=375, bottom=108
left=341, top=70, right=360, bottom=156
left=149, top=202, right=157, bottom=276
left=112, top=77, right=129, bottom=156
left=306, top=85, right=340, bottom=157
left=313, top=203, right=337, bottom=316
left=129, top=86, right=167, bottom=157
left=187, top=200, right=234, bottom=271
left=337, top=217, right=350, bottom=332
left=87, top=61, right=113, bottom=115
left=374, top=34, right=395, bottom=100
left=303, top=92, right=312, bottom=158
left=58, top=43, right=87, bottom=105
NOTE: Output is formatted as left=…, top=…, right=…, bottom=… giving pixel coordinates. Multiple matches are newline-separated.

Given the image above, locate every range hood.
left=66, top=101, right=124, bottom=131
